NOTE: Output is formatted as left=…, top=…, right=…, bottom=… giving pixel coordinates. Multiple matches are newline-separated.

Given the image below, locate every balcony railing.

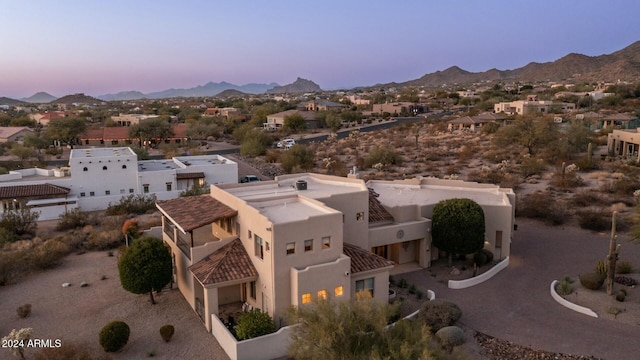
left=176, top=231, right=191, bottom=260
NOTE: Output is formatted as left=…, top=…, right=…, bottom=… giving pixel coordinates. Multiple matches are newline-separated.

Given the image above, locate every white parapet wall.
left=549, top=280, right=598, bottom=318
left=448, top=257, right=509, bottom=289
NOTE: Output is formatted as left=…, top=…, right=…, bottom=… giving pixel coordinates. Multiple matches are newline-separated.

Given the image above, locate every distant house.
left=494, top=95, right=575, bottom=115
left=263, top=109, right=320, bottom=131
left=372, top=102, right=426, bottom=116
left=28, top=111, right=70, bottom=126
left=305, top=100, right=346, bottom=112
left=601, top=113, right=639, bottom=129
left=110, top=114, right=160, bottom=127
left=0, top=127, right=34, bottom=143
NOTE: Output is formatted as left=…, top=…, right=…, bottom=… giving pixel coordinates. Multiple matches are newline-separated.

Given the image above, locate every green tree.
left=283, top=113, right=306, bottom=132
left=280, top=144, right=315, bottom=173
left=128, top=117, right=174, bottom=146
left=45, top=117, right=87, bottom=147
left=492, top=115, right=556, bottom=156
left=432, top=198, right=485, bottom=266
left=0, top=207, right=39, bottom=239
left=118, top=236, right=172, bottom=304
left=235, top=309, right=275, bottom=340
left=325, top=111, right=342, bottom=133
left=287, top=296, right=447, bottom=360
left=23, top=132, right=50, bottom=157
left=9, top=143, right=37, bottom=161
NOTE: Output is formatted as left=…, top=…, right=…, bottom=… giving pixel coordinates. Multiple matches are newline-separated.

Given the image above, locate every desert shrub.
left=364, top=146, right=402, bottom=169
left=419, top=299, right=462, bottom=333
left=398, top=278, right=408, bottom=288
left=56, top=208, right=99, bottom=231
left=595, top=260, right=607, bottom=276
left=408, top=284, right=417, bottom=294
left=106, top=194, right=157, bottom=216
left=264, top=149, right=281, bottom=163
left=615, top=292, right=626, bottom=302
left=555, top=278, right=573, bottom=295
left=473, top=251, right=487, bottom=267
left=614, top=276, right=638, bottom=286
left=28, top=239, right=70, bottom=270
left=571, top=190, right=608, bottom=207
left=280, top=145, right=315, bottom=173
left=0, top=207, right=39, bottom=238
left=234, top=309, right=275, bottom=340
left=34, top=341, right=113, bottom=360
left=159, top=324, right=175, bottom=343
left=481, top=122, right=500, bottom=134
left=16, top=304, right=31, bottom=318
left=616, top=261, right=633, bottom=274
left=87, top=230, right=124, bottom=250
left=579, top=272, right=605, bottom=290
left=519, top=156, right=547, bottom=178
left=435, top=326, right=465, bottom=352
left=0, top=250, right=28, bottom=285
left=240, top=137, right=266, bottom=157
left=516, top=191, right=567, bottom=225
left=99, top=321, right=130, bottom=352
left=576, top=208, right=611, bottom=231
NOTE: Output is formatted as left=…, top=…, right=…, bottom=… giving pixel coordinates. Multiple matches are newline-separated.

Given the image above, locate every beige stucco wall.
left=317, top=189, right=370, bottom=249
left=350, top=269, right=390, bottom=302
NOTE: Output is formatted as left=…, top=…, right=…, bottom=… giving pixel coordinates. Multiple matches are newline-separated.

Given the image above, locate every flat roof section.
left=248, top=196, right=338, bottom=224
left=223, top=174, right=367, bottom=202
left=368, top=180, right=511, bottom=208
left=138, top=159, right=180, bottom=172
left=69, top=147, right=135, bottom=159
left=174, top=154, right=235, bottom=167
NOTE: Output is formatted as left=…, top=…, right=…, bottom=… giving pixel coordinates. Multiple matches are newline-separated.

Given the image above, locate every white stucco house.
left=0, top=147, right=238, bottom=220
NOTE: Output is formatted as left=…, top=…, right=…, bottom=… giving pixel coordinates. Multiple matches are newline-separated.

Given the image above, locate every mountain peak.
left=266, top=77, right=322, bottom=94
left=22, top=92, right=57, bottom=103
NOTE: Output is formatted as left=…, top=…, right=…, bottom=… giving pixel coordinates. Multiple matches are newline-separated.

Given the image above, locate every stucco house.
left=0, top=127, right=34, bottom=143
left=607, top=128, right=640, bottom=161
left=0, top=147, right=237, bottom=220
left=156, top=173, right=515, bottom=333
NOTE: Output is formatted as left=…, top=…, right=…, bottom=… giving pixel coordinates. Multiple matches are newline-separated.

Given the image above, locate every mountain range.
left=3, top=40, right=640, bottom=104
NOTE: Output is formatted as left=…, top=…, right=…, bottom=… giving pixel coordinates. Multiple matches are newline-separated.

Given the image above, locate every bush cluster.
left=16, top=304, right=31, bottom=318
left=435, top=326, right=465, bottom=352
left=364, top=146, right=402, bottom=169
left=99, top=321, right=130, bottom=352
left=576, top=208, right=612, bottom=232
left=56, top=208, right=100, bottom=231
left=419, top=299, right=462, bottom=333
left=516, top=191, right=567, bottom=225
left=159, top=324, right=174, bottom=343
left=616, top=261, right=633, bottom=274
left=555, top=277, right=573, bottom=295
left=579, top=273, right=605, bottom=290
left=234, top=310, right=275, bottom=340
left=106, top=194, right=157, bottom=216
left=473, top=249, right=494, bottom=267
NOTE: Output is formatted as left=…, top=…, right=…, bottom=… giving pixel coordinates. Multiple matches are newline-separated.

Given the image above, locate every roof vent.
left=295, top=179, right=307, bottom=191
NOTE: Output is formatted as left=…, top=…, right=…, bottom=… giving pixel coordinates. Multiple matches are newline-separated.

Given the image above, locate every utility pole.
left=606, top=211, right=621, bottom=295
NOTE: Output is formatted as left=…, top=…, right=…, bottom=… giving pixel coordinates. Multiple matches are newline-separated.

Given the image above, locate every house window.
left=265, top=241, right=270, bottom=252
left=143, top=184, right=149, bottom=193
left=301, top=293, right=311, bottom=304
left=89, top=191, right=95, bottom=197
left=122, top=165, right=127, bottom=169
left=334, top=286, right=344, bottom=297
left=248, top=230, right=252, bottom=239
left=356, top=212, right=364, bottom=221
left=83, top=167, right=88, bottom=172
left=120, top=189, right=125, bottom=194
left=102, top=166, right=107, bottom=170
left=286, top=242, right=295, bottom=255
left=250, top=281, right=256, bottom=300
left=129, top=188, right=134, bottom=193
left=254, top=235, right=264, bottom=260
left=322, top=236, right=331, bottom=249
left=355, top=278, right=374, bottom=297
left=317, top=289, right=327, bottom=301
left=304, top=239, right=313, bottom=252
left=80, top=192, right=85, bottom=197
left=166, top=182, right=172, bottom=191
left=105, top=190, right=110, bottom=195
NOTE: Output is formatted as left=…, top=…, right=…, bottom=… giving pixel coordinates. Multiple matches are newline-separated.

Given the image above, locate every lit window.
left=286, top=242, right=295, bottom=255
left=356, top=212, right=364, bottom=221
left=334, top=286, right=344, bottom=297
left=254, top=235, right=264, bottom=259
left=322, top=236, right=331, bottom=249
left=317, top=289, right=327, bottom=301
left=355, top=278, right=374, bottom=297
left=304, top=239, right=313, bottom=252
left=301, top=293, right=311, bottom=304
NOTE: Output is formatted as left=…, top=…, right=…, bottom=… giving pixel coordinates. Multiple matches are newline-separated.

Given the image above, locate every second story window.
left=143, top=184, right=149, bottom=193
left=356, top=212, right=364, bottom=221
left=304, top=239, right=313, bottom=252
left=254, top=235, right=264, bottom=260
left=286, top=242, right=295, bottom=255
left=322, top=236, right=331, bottom=249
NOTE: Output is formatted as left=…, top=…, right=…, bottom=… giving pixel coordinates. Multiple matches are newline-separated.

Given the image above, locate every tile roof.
left=189, top=238, right=258, bottom=285
left=0, top=127, right=33, bottom=139
left=176, top=172, right=205, bottom=180
left=0, top=183, right=71, bottom=200
left=603, top=113, right=637, bottom=121
left=156, top=195, right=237, bottom=232
left=368, top=188, right=394, bottom=224
left=343, top=243, right=394, bottom=274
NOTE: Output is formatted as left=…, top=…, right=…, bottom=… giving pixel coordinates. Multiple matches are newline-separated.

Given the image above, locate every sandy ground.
left=0, top=251, right=229, bottom=360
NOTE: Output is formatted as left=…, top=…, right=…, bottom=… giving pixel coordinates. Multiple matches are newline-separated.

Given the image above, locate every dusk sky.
left=1, top=0, right=639, bottom=98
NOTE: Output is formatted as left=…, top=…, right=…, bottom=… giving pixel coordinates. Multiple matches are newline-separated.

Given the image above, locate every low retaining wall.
left=549, top=280, right=598, bottom=318
left=448, top=257, right=509, bottom=289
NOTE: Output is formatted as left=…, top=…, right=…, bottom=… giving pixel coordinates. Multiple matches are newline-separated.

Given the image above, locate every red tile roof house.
left=80, top=124, right=189, bottom=147
left=156, top=173, right=515, bottom=360
left=0, top=147, right=238, bottom=220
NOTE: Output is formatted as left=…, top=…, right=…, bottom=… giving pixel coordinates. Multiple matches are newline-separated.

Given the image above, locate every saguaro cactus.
left=587, top=142, right=593, bottom=167
left=606, top=211, right=621, bottom=295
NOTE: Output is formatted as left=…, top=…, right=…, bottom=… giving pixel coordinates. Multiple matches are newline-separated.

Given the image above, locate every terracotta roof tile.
left=190, top=238, right=258, bottom=285
left=156, top=195, right=237, bottom=232
left=343, top=243, right=394, bottom=274
left=176, top=172, right=205, bottom=180
left=368, top=188, right=393, bottom=224
left=0, top=183, right=71, bottom=200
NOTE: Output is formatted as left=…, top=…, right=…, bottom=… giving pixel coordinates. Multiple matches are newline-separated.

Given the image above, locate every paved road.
left=401, top=218, right=639, bottom=360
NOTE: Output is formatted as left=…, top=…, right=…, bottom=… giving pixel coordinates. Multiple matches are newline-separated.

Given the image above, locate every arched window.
left=83, top=167, right=88, bottom=172
left=122, top=165, right=127, bottom=169
left=102, top=166, right=108, bottom=170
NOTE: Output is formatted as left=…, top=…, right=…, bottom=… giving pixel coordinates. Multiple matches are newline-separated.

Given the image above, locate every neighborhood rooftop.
left=248, top=196, right=339, bottom=224
left=69, top=147, right=136, bottom=159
